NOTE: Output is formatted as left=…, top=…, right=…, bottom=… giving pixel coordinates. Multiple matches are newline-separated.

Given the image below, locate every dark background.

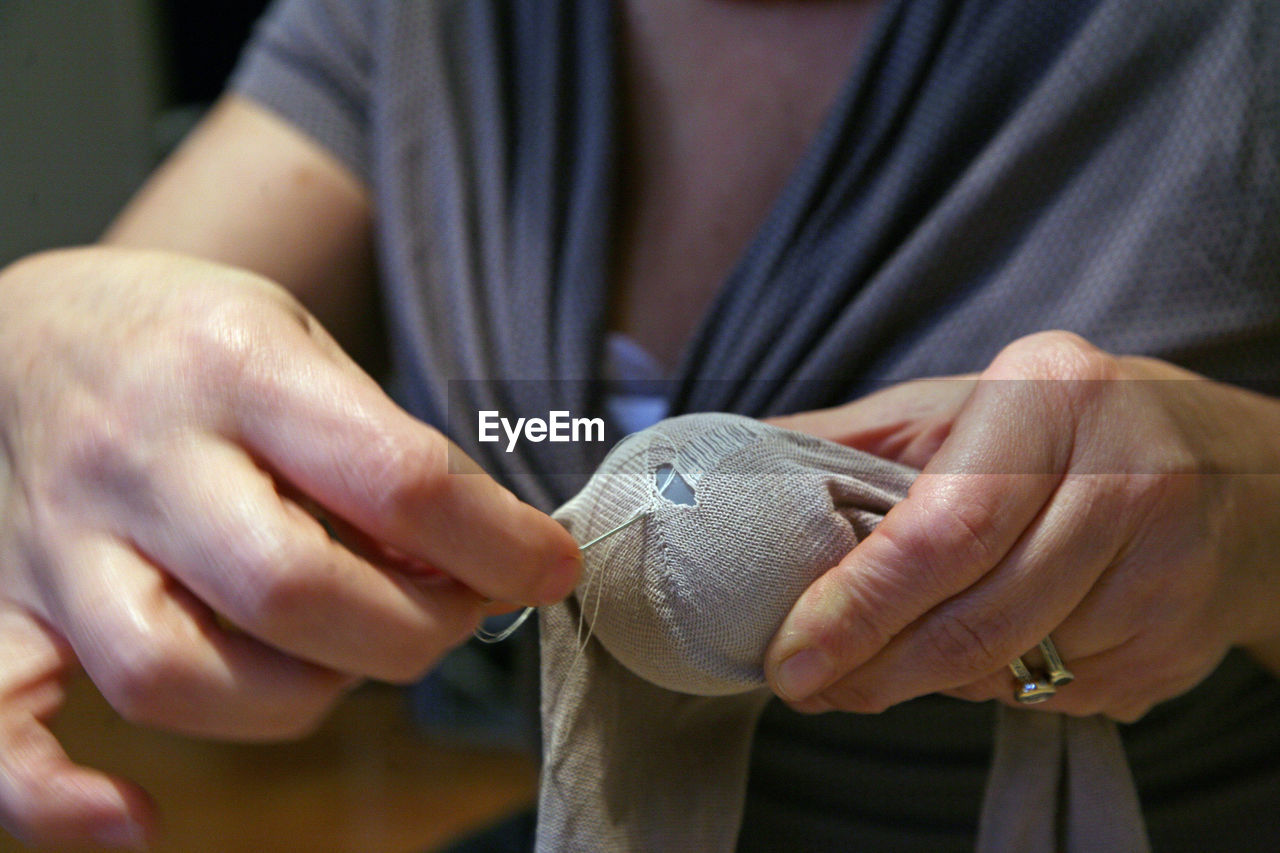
left=1, top=0, right=269, bottom=266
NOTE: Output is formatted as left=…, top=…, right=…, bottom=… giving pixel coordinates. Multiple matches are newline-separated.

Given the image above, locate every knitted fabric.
left=540, top=414, right=1147, bottom=852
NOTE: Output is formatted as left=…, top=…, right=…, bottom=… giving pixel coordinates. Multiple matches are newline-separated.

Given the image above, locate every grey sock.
left=538, top=413, right=1148, bottom=852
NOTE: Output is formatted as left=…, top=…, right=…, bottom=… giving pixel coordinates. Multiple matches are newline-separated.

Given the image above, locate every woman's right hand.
left=0, top=246, right=580, bottom=847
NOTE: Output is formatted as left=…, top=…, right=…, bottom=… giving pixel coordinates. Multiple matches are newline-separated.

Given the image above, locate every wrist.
left=1120, top=357, right=1280, bottom=646
left=1190, top=379, right=1280, bottom=645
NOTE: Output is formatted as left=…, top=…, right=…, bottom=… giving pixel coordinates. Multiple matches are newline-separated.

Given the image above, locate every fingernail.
left=775, top=648, right=834, bottom=701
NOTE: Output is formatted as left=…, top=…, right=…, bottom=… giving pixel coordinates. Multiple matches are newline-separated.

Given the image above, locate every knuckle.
left=907, top=491, right=1005, bottom=581
left=51, top=407, right=147, bottom=498
left=364, top=430, right=451, bottom=518
left=1126, top=467, right=1202, bottom=534
left=990, top=331, right=1117, bottom=383
left=988, top=333, right=1122, bottom=431
left=173, top=296, right=261, bottom=373
left=197, top=512, right=332, bottom=639
left=921, top=607, right=1018, bottom=681
left=170, top=292, right=299, bottom=403
left=98, top=629, right=190, bottom=726
left=230, top=540, right=316, bottom=634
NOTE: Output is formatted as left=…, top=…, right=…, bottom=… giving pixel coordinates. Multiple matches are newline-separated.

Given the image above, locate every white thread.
left=568, top=465, right=677, bottom=668
left=543, top=460, right=695, bottom=811
left=474, top=512, right=645, bottom=645
left=475, top=465, right=678, bottom=646
left=474, top=605, right=536, bottom=644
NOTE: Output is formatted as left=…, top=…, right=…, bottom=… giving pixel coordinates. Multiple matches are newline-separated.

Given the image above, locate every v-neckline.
left=600, top=0, right=900, bottom=386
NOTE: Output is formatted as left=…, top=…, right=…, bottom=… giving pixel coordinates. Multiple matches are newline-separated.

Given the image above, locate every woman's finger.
left=764, top=334, right=1131, bottom=707
left=810, top=472, right=1134, bottom=711
left=230, top=332, right=582, bottom=606
left=769, top=376, right=976, bottom=468
left=114, top=440, right=486, bottom=684
left=940, top=635, right=1217, bottom=723
left=44, top=534, right=360, bottom=739
left=0, top=607, right=155, bottom=849
left=765, top=376, right=1070, bottom=703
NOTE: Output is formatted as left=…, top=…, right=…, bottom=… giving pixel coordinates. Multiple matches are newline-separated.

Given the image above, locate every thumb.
left=0, top=610, right=156, bottom=849
left=763, top=366, right=1075, bottom=706
left=232, top=320, right=582, bottom=606
left=768, top=376, right=976, bottom=469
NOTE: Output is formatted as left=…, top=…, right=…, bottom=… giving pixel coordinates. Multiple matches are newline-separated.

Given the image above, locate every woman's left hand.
left=764, top=331, right=1280, bottom=721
